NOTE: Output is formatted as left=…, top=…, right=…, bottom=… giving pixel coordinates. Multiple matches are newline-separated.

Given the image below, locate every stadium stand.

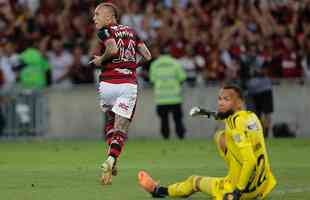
left=1, top=0, right=310, bottom=137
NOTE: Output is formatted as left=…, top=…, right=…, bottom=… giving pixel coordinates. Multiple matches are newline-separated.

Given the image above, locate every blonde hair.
left=97, top=2, right=119, bottom=21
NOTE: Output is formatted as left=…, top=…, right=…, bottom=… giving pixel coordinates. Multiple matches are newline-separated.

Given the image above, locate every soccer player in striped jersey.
left=91, top=2, right=151, bottom=185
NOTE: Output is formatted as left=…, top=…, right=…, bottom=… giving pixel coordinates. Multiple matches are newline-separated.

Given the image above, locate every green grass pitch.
left=0, top=138, right=309, bottom=200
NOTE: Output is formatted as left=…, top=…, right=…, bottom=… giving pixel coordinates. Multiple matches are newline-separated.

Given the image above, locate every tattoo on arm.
left=101, top=39, right=118, bottom=63
left=114, top=114, right=131, bottom=133
left=137, top=43, right=152, bottom=66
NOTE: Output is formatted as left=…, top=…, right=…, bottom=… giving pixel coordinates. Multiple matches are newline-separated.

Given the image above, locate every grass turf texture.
left=0, top=138, right=309, bottom=200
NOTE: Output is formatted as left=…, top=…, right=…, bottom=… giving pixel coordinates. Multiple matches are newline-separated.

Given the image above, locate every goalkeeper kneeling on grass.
left=138, top=84, right=277, bottom=200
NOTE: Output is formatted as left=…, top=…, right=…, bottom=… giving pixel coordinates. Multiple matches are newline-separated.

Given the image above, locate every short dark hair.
left=222, top=84, right=244, bottom=100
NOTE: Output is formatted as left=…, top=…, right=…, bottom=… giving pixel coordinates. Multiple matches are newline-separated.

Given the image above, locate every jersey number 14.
left=114, top=39, right=136, bottom=63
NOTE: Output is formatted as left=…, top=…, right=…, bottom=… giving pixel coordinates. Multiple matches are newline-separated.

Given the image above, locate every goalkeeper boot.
left=138, top=171, right=158, bottom=193
left=138, top=171, right=166, bottom=198
left=100, top=156, right=115, bottom=185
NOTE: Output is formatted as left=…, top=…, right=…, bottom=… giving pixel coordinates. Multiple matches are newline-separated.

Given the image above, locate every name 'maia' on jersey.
left=97, top=24, right=144, bottom=84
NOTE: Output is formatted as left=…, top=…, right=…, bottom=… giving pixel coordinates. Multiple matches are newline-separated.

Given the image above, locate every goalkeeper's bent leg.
left=195, top=177, right=233, bottom=200
left=152, top=175, right=212, bottom=198
left=166, top=176, right=199, bottom=197
left=139, top=172, right=231, bottom=199
left=167, top=176, right=231, bottom=200
left=139, top=174, right=199, bottom=198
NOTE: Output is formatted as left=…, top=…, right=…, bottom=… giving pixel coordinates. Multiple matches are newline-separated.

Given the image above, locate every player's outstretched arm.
left=189, top=106, right=218, bottom=119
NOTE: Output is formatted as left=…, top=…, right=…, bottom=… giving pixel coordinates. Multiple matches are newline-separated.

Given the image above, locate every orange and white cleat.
left=138, top=170, right=158, bottom=193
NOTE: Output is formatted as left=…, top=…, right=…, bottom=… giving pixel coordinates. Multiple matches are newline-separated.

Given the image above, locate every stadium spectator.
left=17, top=0, right=40, bottom=15
left=247, top=66, right=274, bottom=138
left=120, top=1, right=145, bottom=40
left=47, top=37, right=73, bottom=88
left=0, top=65, right=4, bottom=87
left=301, top=34, right=310, bottom=83
left=204, top=46, right=225, bottom=83
left=280, top=34, right=301, bottom=77
left=1, top=0, right=310, bottom=86
left=0, top=40, right=18, bottom=91
left=149, top=51, right=187, bottom=140
left=69, top=45, right=94, bottom=84
left=237, top=41, right=274, bottom=138
left=0, top=38, right=7, bottom=136
left=177, top=45, right=198, bottom=87
left=17, top=46, right=50, bottom=90
left=0, top=66, right=5, bottom=137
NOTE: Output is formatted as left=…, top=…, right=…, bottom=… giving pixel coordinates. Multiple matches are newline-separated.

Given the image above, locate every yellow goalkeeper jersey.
left=216, top=110, right=277, bottom=199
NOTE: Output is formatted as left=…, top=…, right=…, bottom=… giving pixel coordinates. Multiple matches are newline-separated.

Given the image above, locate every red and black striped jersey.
left=97, top=24, right=144, bottom=84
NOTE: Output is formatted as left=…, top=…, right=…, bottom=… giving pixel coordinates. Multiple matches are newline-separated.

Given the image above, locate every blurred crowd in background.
left=1, top=0, right=310, bottom=91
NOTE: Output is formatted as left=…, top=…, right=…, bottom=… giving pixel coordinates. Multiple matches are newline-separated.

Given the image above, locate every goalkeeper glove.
left=189, top=106, right=218, bottom=119
left=223, top=189, right=241, bottom=200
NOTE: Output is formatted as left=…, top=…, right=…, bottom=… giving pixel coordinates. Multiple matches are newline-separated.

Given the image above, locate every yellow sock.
left=167, top=175, right=231, bottom=199
left=167, top=176, right=197, bottom=197
left=195, top=176, right=213, bottom=194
